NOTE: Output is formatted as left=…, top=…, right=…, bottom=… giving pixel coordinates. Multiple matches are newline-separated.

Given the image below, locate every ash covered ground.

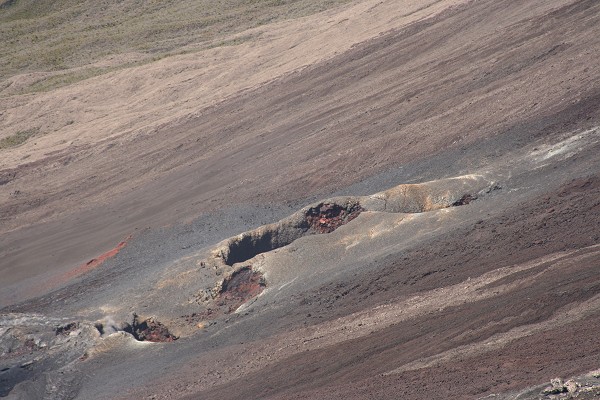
left=2, top=0, right=600, bottom=399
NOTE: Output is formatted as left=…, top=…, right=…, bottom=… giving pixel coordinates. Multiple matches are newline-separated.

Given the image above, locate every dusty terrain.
left=1, top=0, right=600, bottom=398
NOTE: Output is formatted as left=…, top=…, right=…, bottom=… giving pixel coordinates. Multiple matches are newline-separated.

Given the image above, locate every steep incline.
left=1, top=0, right=600, bottom=399
left=0, top=0, right=475, bottom=303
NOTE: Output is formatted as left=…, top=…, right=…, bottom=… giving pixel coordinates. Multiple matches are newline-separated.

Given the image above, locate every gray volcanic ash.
left=2, top=0, right=600, bottom=398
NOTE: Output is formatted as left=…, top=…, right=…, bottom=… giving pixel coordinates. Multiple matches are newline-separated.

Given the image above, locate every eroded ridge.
left=213, top=174, right=493, bottom=268
left=220, top=198, right=365, bottom=267
left=195, top=174, right=495, bottom=316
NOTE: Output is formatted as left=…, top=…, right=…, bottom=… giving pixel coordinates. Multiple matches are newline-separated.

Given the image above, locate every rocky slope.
left=1, top=0, right=600, bottom=398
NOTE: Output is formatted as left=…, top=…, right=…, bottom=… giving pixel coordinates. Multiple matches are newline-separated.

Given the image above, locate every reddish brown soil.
left=305, top=203, right=364, bottom=234
left=19, top=236, right=131, bottom=301
left=125, top=315, right=178, bottom=343
left=217, top=267, right=265, bottom=314
left=267, top=311, right=600, bottom=400
left=68, top=236, right=130, bottom=279
left=183, top=267, right=266, bottom=324
left=181, top=173, right=600, bottom=400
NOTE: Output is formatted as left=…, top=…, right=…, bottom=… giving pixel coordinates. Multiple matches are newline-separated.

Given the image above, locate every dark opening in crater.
left=55, top=322, right=78, bottom=336
left=305, top=202, right=364, bottom=233
left=122, top=314, right=178, bottom=342
left=224, top=230, right=279, bottom=266
left=452, top=194, right=477, bottom=206
left=223, top=202, right=363, bottom=266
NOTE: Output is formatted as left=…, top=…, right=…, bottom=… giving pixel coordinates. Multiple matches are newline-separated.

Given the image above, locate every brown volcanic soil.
left=2, top=0, right=600, bottom=303
left=0, top=0, right=471, bottom=301
left=1, top=0, right=600, bottom=399
left=186, top=175, right=600, bottom=400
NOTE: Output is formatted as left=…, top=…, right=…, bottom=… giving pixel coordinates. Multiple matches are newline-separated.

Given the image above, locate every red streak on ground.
left=64, top=235, right=131, bottom=281
left=31, top=235, right=132, bottom=295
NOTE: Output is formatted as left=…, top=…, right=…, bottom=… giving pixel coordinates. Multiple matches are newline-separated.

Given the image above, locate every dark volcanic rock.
left=305, top=203, right=364, bottom=234
left=124, top=315, right=178, bottom=343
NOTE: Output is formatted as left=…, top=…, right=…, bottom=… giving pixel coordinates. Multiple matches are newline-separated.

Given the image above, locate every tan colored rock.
left=564, top=379, right=578, bottom=393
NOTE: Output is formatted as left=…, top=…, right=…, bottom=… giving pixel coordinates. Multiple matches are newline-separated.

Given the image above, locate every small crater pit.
left=221, top=201, right=364, bottom=266
left=217, top=266, right=265, bottom=313
left=304, top=202, right=364, bottom=234
left=123, top=314, right=178, bottom=343
left=452, top=194, right=477, bottom=206
left=224, top=231, right=279, bottom=266
left=55, top=322, right=78, bottom=336
left=203, top=176, right=494, bottom=322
